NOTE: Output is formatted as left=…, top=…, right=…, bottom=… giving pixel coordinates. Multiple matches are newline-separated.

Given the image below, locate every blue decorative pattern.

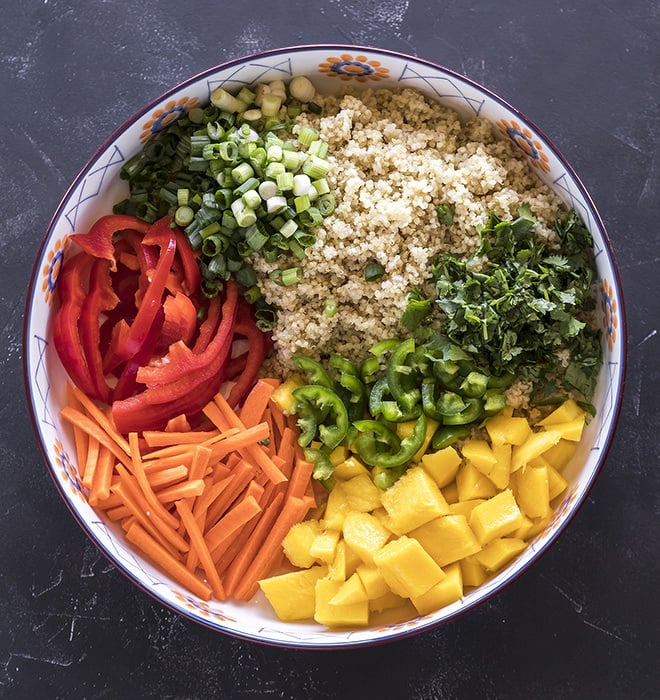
left=32, top=334, right=55, bottom=427
left=206, top=57, right=293, bottom=101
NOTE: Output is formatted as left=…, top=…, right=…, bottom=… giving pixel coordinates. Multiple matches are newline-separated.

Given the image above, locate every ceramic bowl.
left=23, top=45, right=626, bottom=648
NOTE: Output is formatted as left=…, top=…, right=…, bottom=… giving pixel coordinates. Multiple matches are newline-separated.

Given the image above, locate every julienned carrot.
left=126, top=521, right=212, bottom=601
left=175, top=499, right=225, bottom=601
left=164, top=413, right=191, bottom=432
left=64, top=377, right=315, bottom=604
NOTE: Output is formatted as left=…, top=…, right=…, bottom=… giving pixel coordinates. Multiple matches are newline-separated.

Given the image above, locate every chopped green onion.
left=294, top=193, right=311, bottom=213
left=317, top=194, right=335, bottom=216
left=297, top=125, right=320, bottom=146
left=365, top=262, right=385, bottom=281
left=174, top=205, right=194, bottom=227
left=276, top=172, right=294, bottom=191
left=302, top=155, right=329, bottom=179
left=325, top=298, right=337, bottom=318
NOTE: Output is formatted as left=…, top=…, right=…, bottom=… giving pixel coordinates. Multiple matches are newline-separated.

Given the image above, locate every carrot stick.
left=205, top=495, right=262, bottom=561
left=61, top=406, right=134, bottom=470
left=238, top=379, right=277, bottom=427
left=149, top=465, right=189, bottom=489
left=126, top=522, right=212, bottom=601
left=142, top=429, right=220, bottom=448
left=89, top=445, right=115, bottom=504
left=175, top=500, right=225, bottom=600
left=233, top=495, right=310, bottom=600
left=285, top=456, right=315, bottom=500
left=154, top=479, right=205, bottom=504
left=142, top=453, right=196, bottom=472
left=72, top=423, right=89, bottom=480
left=71, top=385, right=130, bottom=455
left=222, top=492, right=284, bottom=597
left=128, top=432, right=180, bottom=531
left=165, top=414, right=191, bottom=432
left=204, top=459, right=256, bottom=530
left=82, top=436, right=100, bottom=490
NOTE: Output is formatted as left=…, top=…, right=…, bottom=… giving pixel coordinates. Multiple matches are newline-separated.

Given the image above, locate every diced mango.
left=537, top=399, right=584, bottom=426
left=333, top=456, right=369, bottom=480
left=342, top=512, right=391, bottom=565
left=474, top=537, right=527, bottom=572
left=547, top=465, right=569, bottom=500
left=397, top=417, right=440, bottom=463
left=327, top=539, right=361, bottom=582
left=546, top=416, right=586, bottom=442
left=270, top=373, right=304, bottom=414
left=411, top=563, right=463, bottom=615
left=282, top=519, right=320, bottom=568
left=511, top=430, right=562, bottom=471
left=468, top=489, right=524, bottom=545
left=328, top=445, right=349, bottom=466
left=373, top=536, right=446, bottom=599
left=511, top=515, right=536, bottom=540
left=442, top=481, right=460, bottom=504
left=489, top=443, right=511, bottom=490
left=542, top=439, right=577, bottom=472
left=485, top=414, right=532, bottom=446
left=329, top=572, right=368, bottom=606
left=356, top=564, right=391, bottom=600
left=368, top=590, right=408, bottom=613
left=512, top=465, right=550, bottom=518
left=370, top=507, right=395, bottom=533
left=320, top=483, right=351, bottom=530
left=461, top=439, right=497, bottom=474
left=456, top=462, right=497, bottom=501
left=448, top=499, right=485, bottom=518
left=460, top=555, right=487, bottom=587
left=309, top=529, right=340, bottom=564
left=526, top=512, right=554, bottom=539
left=422, top=445, right=462, bottom=488
left=410, top=514, right=481, bottom=567
left=342, top=472, right=382, bottom=512
left=314, top=578, right=369, bottom=627
left=380, top=466, right=450, bottom=535
left=259, top=565, right=328, bottom=622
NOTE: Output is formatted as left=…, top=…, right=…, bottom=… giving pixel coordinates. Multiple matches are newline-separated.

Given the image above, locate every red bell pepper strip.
left=156, top=291, right=198, bottom=352
left=79, top=258, right=119, bottom=402
left=111, top=281, right=238, bottom=431
left=103, top=216, right=176, bottom=373
left=192, top=296, right=221, bottom=354
left=225, top=307, right=268, bottom=409
left=70, top=214, right=150, bottom=271
left=52, top=251, right=98, bottom=398
left=173, top=229, right=201, bottom=295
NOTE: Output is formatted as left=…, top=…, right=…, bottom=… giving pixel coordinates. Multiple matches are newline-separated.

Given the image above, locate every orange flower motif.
left=41, top=237, right=69, bottom=305
left=600, top=278, right=618, bottom=351
left=318, top=54, right=390, bottom=82
left=53, top=437, right=83, bottom=497
left=140, top=95, right=200, bottom=143
left=496, top=118, right=550, bottom=173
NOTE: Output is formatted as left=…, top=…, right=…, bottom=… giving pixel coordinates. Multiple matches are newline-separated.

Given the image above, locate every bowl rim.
left=22, top=43, right=627, bottom=649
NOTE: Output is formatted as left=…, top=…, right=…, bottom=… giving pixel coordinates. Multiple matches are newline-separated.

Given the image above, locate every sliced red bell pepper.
left=103, top=216, right=176, bottom=373
left=156, top=291, right=198, bottom=352
left=225, top=304, right=269, bottom=409
left=173, top=229, right=201, bottom=295
left=79, top=258, right=119, bottom=402
left=52, top=251, right=97, bottom=398
left=70, top=214, right=150, bottom=271
left=192, top=296, right=221, bottom=354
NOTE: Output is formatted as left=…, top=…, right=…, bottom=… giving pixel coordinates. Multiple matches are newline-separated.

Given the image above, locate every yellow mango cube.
left=468, top=489, right=524, bottom=545
left=314, top=579, right=369, bottom=627
left=282, top=519, right=320, bottom=568
left=356, top=564, right=391, bottom=600
left=320, top=483, right=351, bottom=530
left=456, top=462, right=497, bottom=501
left=371, top=507, right=396, bottom=533
left=411, top=563, right=463, bottom=615
left=410, top=514, right=481, bottom=567
left=329, top=572, right=369, bottom=606
left=513, top=465, right=550, bottom=518
left=397, top=417, right=440, bottom=463
left=372, top=535, right=445, bottom=599
left=380, top=466, right=450, bottom=535
left=474, top=537, right=527, bottom=572
left=448, top=499, right=485, bottom=518
left=461, top=439, right=497, bottom=474
left=485, top=413, right=532, bottom=446
left=547, top=416, right=586, bottom=442
left=511, top=515, right=536, bottom=540
left=543, top=439, right=577, bottom=471
left=526, top=512, right=554, bottom=539
left=333, top=456, right=369, bottom=480
left=368, top=590, right=408, bottom=613
left=309, top=529, right=340, bottom=564
left=547, top=465, right=569, bottom=500
left=342, top=472, right=382, bottom=512
left=327, top=539, right=361, bottom=582
left=538, top=399, right=584, bottom=426
left=342, top=512, right=391, bottom=565
left=442, top=481, right=460, bottom=504
left=259, top=565, right=328, bottom=622
left=489, top=443, right=512, bottom=489
left=421, top=445, right=462, bottom=488
left=270, top=373, right=304, bottom=414
left=511, top=430, right=562, bottom=471
left=460, top=555, right=487, bottom=587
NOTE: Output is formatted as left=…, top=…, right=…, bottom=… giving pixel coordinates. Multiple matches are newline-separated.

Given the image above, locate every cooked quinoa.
left=252, top=87, right=565, bottom=377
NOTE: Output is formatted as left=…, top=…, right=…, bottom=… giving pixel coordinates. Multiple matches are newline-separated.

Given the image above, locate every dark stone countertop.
left=1, top=1, right=658, bottom=698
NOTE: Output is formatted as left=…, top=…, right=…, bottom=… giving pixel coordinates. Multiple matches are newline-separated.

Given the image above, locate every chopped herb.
left=435, top=203, right=455, bottom=226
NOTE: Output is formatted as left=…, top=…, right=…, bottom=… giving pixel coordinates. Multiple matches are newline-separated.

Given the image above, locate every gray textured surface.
left=2, top=0, right=659, bottom=698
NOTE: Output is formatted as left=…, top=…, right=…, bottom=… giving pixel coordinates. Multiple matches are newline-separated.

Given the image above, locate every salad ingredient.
left=258, top=399, right=584, bottom=627
left=61, top=380, right=318, bottom=602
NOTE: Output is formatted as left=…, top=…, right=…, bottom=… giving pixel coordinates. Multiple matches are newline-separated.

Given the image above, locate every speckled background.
left=2, top=1, right=658, bottom=698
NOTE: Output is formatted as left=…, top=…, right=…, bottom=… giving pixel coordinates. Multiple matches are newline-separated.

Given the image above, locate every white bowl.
left=23, top=45, right=626, bottom=648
